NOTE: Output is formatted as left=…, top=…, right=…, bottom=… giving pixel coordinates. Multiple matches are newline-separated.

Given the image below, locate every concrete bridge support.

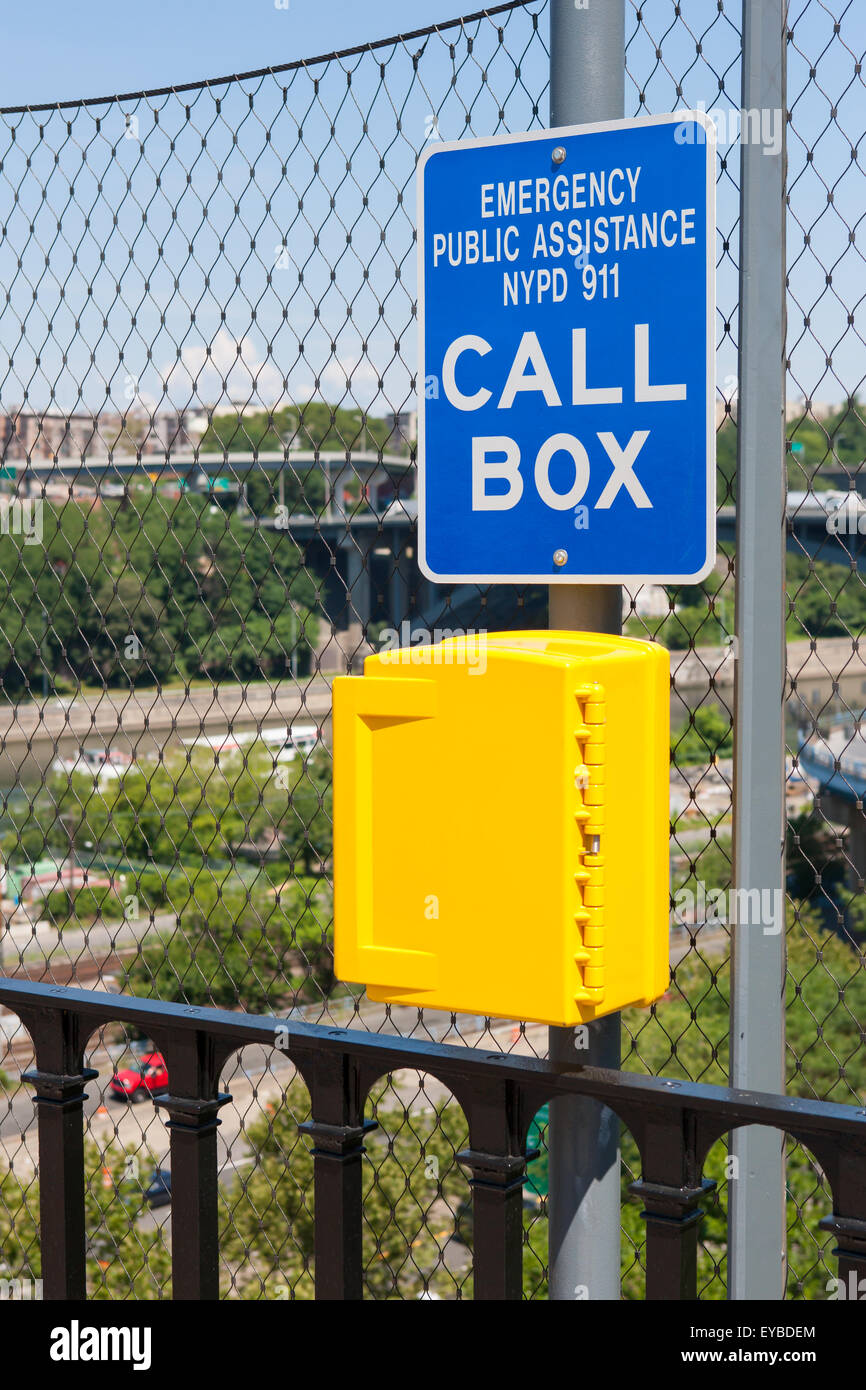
left=817, top=789, right=866, bottom=885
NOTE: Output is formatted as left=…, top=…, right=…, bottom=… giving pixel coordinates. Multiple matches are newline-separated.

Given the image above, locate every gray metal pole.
left=547, top=0, right=624, bottom=1304
left=729, top=0, right=787, bottom=1300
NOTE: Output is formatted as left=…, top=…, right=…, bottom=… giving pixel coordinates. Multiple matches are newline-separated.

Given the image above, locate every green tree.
left=788, top=396, right=866, bottom=478
left=786, top=553, right=866, bottom=641
left=123, top=877, right=331, bottom=1011
left=0, top=494, right=320, bottom=695
left=672, top=705, right=733, bottom=765
left=89, top=571, right=175, bottom=685
left=0, top=1138, right=170, bottom=1299
left=220, top=1080, right=471, bottom=1300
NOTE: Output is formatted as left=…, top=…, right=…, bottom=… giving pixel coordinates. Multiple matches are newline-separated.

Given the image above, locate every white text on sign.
left=429, top=165, right=697, bottom=306
left=440, top=323, right=685, bottom=513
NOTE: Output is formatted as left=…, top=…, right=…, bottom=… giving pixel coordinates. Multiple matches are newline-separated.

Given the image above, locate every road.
left=0, top=630, right=860, bottom=782
left=0, top=677, right=335, bottom=782
left=0, top=909, right=176, bottom=976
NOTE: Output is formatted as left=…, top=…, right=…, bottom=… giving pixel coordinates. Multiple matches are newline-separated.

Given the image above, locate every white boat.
left=271, top=724, right=318, bottom=763
left=51, top=746, right=132, bottom=781
left=184, top=724, right=318, bottom=765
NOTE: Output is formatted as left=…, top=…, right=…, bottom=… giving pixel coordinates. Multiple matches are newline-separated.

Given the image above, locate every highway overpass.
left=798, top=716, right=866, bottom=880
left=718, top=490, right=866, bottom=569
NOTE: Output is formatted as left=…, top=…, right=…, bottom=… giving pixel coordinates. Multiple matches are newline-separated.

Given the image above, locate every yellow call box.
left=333, top=631, right=669, bottom=1026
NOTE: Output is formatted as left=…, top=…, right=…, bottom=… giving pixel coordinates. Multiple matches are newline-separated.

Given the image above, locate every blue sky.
left=0, top=0, right=860, bottom=414
left=1, top=1, right=474, bottom=108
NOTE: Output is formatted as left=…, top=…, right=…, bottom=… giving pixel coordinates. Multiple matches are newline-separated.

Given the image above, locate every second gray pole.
left=729, top=0, right=787, bottom=1300
left=547, top=0, right=625, bottom=1303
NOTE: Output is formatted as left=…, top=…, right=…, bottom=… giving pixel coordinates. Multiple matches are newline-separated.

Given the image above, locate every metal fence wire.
left=0, top=0, right=861, bottom=1299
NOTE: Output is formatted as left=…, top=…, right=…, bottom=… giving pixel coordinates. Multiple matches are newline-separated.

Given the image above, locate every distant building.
left=0, top=410, right=100, bottom=462
left=0, top=407, right=209, bottom=462
left=144, top=409, right=208, bottom=454
left=386, top=410, right=417, bottom=452
left=101, top=408, right=206, bottom=456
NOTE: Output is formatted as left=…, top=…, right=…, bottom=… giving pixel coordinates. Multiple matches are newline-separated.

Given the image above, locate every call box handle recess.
left=335, top=677, right=440, bottom=991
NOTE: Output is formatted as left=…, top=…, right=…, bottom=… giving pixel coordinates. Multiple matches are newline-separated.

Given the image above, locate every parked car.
left=109, top=1051, right=168, bottom=1103
left=144, top=1167, right=172, bottom=1209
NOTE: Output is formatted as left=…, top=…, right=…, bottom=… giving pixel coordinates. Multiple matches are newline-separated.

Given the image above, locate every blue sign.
left=418, top=114, right=716, bottom=583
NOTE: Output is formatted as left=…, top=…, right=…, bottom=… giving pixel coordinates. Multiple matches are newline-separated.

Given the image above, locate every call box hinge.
left=573, top=682, right=606, bottom=1005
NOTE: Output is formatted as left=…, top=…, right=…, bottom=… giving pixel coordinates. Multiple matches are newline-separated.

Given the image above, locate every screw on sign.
left=418, top=114, right=716, bottom=584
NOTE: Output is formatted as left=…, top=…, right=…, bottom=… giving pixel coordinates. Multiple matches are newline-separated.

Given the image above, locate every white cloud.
left=318, top=354, right=383, bottom=408
left=157, top=329, right=409, bottom=415
left=160, top=328, right=285, bottom=408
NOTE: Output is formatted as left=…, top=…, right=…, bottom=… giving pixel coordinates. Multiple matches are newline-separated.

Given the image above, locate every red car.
left=109, top=1052, right=168, bottom=1104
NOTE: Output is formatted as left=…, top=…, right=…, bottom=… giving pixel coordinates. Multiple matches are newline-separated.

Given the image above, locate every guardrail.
left=3, top=976, right=865, bottom=1301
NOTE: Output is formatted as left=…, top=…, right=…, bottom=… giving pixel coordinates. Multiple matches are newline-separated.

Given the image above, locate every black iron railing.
left=2, top=975, right=865, bottom=1301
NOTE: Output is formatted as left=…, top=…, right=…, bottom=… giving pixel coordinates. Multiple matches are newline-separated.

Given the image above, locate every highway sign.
left=417, top=113, right=716, bottom=583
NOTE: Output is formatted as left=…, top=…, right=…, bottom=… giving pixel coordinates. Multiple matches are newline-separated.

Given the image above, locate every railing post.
left=730, top=0, right=788, bottom=1301
left=299, top=1048, right=375, bottom=1301
left=19, top=1002, right=97, bottom=1301
left=547, top=0, right=626, bottom=1303
left=153, top=1028, right=233, bottom=1301
left=627, top=1108, right=714, bottom=1301
left=154, top=1092, right=232, bottom=1299
left=821, top=1213, right=866, bottom=1300
left=818, top=1135, right=866, bottom=1301
left=299, top=1118, right=376, bottom=1301
left=458, top=1150, right=528, bottom=1300
left=630, top=1178, right=714, bottom=1300
left=459, top=1078, right=538, bottom=1301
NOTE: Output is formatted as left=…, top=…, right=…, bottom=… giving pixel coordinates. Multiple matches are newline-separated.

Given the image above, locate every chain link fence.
left=0, top=0, right=861, bottom=1299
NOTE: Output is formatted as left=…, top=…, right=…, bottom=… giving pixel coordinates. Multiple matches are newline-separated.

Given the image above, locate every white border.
left=416, top=111, right=717, bottom=585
